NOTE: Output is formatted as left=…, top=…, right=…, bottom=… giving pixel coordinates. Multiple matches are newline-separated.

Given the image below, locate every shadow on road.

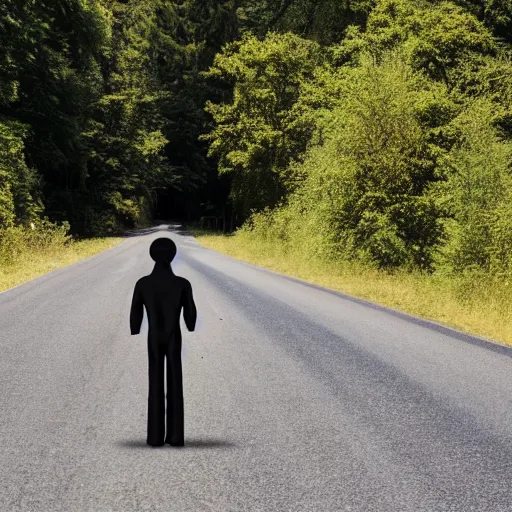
left=117, top=439, right=236, bottom=449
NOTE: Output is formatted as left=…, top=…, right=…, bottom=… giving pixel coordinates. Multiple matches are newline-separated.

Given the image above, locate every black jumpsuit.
left=129, top=264, right=197, bottom=446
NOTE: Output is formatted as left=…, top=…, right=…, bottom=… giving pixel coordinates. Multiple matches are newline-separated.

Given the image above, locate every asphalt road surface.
left=1, top=224, right=511, bottom=512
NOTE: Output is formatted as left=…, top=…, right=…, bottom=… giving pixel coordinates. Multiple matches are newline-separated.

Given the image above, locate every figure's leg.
left=165, top=338, right=184, bottom=446
left=147, top=339, right=165, bottom=446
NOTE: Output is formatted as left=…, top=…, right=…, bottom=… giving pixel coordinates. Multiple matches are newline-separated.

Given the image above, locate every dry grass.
left=0, top=237, right=123, bottom=292
left=195, top=231, right=512, bottom=347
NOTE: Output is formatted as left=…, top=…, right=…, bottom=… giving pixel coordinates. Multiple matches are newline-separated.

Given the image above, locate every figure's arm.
left=182, top=280, right=197, bottom=332
left=130, top=281, right=144, bottom=335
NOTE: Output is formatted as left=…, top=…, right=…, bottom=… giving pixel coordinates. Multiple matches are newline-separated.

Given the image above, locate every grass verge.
left=193, top=229, right=512, bottom=348
left=0, top=236, right=123, bottom=293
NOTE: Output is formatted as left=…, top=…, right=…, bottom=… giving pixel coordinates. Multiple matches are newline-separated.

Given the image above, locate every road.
left=0, top=224, right=511, bottom=512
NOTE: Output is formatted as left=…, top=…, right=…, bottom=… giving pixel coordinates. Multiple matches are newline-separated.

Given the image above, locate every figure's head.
left=150, top=237, right=177, bottom=264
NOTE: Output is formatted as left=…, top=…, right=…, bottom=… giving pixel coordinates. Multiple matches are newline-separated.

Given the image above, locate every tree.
left=252, top=50, right=448, bottom=269
left=336, top=0, right=497, bottom=86
left=237, top=0, right=374, bottom=44
left=202, top=32, right=324, bottom=220
left=430, top=98, right=512, bottom=274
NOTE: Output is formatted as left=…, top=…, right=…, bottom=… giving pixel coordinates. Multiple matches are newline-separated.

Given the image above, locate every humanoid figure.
left=130, top=237, right=197, bottom=447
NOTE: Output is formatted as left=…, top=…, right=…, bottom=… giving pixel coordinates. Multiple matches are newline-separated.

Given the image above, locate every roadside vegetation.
left=195, top=229, right=512, bottom=347
left=0, top=221, right=122, bottom=292
left=193, top=1, right=512, bottom=348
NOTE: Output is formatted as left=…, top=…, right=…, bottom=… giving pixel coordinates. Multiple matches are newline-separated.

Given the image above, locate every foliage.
left=202, top=32, right=324, bottom=219
left=237, top=0, right=374, bottom=44
left=0, top=217, right=71, bottom=267
left=81, top=0, right=172, bottom=233
left=207, top=0, right=512, bottom=277
left=335, top=0, right=497, bottom=84
left=244, top=51, right=448, bottom=270
left=0, top=121, right=43, bottom=230
left=1, top=0, right=512, bottom=281
left=430, top=97, right=512, bottom=275
left=453, top=0, right=512, bottom=43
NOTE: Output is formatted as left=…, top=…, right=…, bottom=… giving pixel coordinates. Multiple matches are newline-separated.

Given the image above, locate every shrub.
left=0, top=217, right=71, bottom=267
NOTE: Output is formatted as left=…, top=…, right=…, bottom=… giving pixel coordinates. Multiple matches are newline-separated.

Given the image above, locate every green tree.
left=453, top=0, right=512, bottom=44
left=237, top=0, right=373, bottom=44
left=253, top=50, right=448, bottom=269
left=202, top=32, right=324, bottom=220
left=336, top=0, right=497, bottom=86
left=431, top=98, right=512, bottom=274
left=80, top=0, right=173, bottom=233
left=0, top=121, right=43, bottom=229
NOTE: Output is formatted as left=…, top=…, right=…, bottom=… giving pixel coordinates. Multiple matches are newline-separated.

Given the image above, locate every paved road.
left=1, top=224, right=511, bottom=512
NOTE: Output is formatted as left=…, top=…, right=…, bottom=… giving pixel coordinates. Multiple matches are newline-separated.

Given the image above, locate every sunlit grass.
left=0, top=237, right=123, bottom=292
left=195, top=230, right=512, bottom=347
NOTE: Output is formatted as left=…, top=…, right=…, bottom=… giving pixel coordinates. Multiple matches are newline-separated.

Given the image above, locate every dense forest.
left=1, top=0, right=512, bottom=276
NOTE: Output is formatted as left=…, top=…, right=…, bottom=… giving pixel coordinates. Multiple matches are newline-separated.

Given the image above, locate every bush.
left=489, top=202, right=512, bottom=278
left=0, top=217, right=71, bottom=266
left=241, top=49, right=446, bottom=270
left=431, top=97, right=512, bottom=275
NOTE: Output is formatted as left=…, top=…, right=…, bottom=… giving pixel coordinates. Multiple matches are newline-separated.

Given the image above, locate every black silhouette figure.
left=130, top=237, right=197, bottom=447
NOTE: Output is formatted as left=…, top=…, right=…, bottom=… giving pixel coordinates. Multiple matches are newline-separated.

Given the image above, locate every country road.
left=1, top=224, right=511, bottom=512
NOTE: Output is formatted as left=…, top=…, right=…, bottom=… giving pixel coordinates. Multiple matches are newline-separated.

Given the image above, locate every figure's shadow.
left=117, top=439, right=236, bottom=450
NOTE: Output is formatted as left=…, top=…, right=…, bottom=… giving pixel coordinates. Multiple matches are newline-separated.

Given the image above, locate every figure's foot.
left=165, top=439, right=184, bottom=447
left=147, top=441, right=164, bottom=447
